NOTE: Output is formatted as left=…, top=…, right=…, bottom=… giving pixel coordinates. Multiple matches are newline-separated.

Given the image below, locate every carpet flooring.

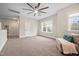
left=0, top=36, right=63, bottom=56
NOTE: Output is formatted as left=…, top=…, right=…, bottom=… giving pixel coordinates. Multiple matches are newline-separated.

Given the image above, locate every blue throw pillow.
left=63, top=35, right=74, bottom=42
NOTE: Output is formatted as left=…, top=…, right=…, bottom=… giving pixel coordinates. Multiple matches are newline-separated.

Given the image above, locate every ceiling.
left=0, top=3, right=72, bottom=20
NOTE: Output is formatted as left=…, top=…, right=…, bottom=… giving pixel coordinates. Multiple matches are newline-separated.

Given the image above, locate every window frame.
left=68, top=13, right=79, bottom=32
left=41, top=20, right=53, bottom=33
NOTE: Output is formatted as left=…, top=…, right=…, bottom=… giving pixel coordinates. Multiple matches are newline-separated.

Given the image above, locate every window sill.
left=68, top=30, right=79, bottom=32
left=41, top=32, right=53, bottom=33
left=68, top=30, right=79, bottom=35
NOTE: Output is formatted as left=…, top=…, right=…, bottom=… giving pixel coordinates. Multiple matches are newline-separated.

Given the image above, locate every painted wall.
left=38, top=4, right=79, bottom=38
left=0, top=30, right=7, bottom=51
left=56, top=3, right=79, bottom=38
left=0, top=16, right=38, bottom=38
left=0, top=22, right=1, bottom=29
left=38, top=14, right=57, bottom=38
left=19, top=16, right=38, bottom=38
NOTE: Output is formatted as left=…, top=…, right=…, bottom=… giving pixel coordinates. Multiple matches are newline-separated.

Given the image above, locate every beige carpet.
left=0, top=36, right=62, bottom=56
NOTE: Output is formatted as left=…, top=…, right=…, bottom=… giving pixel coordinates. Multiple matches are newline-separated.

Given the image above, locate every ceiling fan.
left=23, top=3, right=49, bottom=16
left=8, top=9, right=20, bottom=14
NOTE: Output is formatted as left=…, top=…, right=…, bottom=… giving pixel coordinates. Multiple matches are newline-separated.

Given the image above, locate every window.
left=68, top=13, right=79, bottom=31
left=41, top=20, right=52, bottom=32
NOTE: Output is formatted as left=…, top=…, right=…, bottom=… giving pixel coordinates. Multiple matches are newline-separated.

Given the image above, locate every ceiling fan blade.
left=27, top=3, right=34, bottom=9
left=39, top=7, right=49, bottom=10
left=27, top=12, right=33, bottom=14
left=37, top=3, right=40, bottom=8
left=23, top=8, right=33, bottom=11
left=8, top=9, right=20, bottom=14
left=39, top=11, right=47, bottom=13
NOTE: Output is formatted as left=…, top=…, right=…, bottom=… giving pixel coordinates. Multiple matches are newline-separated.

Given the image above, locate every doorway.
left=0, top=19, right=19, bottom=38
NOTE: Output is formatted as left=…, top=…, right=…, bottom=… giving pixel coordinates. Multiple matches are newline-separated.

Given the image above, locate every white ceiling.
left=0, top=3, right=72, bottom=20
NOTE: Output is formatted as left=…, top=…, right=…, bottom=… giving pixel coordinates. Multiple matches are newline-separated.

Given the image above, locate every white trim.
left=68, top=29, right=79, bottom=32
left=0, top=39, right=7, bottom=52
left=69, top=13, right=79, bottom=17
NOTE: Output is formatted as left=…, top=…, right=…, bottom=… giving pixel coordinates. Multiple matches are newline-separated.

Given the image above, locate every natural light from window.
left=41, top=20, right=53, bottom=33
left=68, top=13, right=79, bottom=31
